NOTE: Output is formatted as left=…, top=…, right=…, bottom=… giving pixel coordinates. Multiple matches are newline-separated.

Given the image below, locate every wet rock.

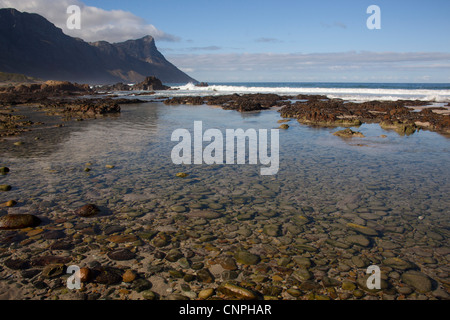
left=21, top=269, right=40, bottom=279
left=169, top=269, right=185, bottom=278
left=432, top=288, right=450, bottom=300
left=133, top=76, right=169, bottom=91
left=299, top=280, right=321, bottom=291
left=0, top=214, right=41, bottom=230
left=165, top=249, right=183, bottom=262
left=342, top=281, right=357, bottom=291
left=294, top=244, right=318, bottom=253
left=104, top=225, right=125, bottom=235
left=263, top=224, right=281, bottom=237
left=382, top=258, right=416, bottom=271
left=93, top=267, right=123, bottom=285
left=122, top=269, right=136, bottom=283
left=217, top=282, right=258, bottom=300
left=322, top=276, right=341, bottom=287
left=287, top=288, right=302, bottom=297
left=346, top=223, right=378, bottom=236
left=42, top=264, right=65, bottom=279
left=49, top=240, right=74, bottom=250
left=234, top=251, right=261, bottom=265
left=107, top=249, right=136, bottom=261
left=279, top=124, right=289, bottom=130
left=218, top=256, right=238, bottom=270
left=222, top=270, right=239, bottom=281
left=75, top=204, right=100, bottom=217
left=152, top=233, right=170, bottom=247
left=333, top=129, right=365, bottom=138
left=4, top=258, right=30, bottom=270
left=199, top=288, right=214, bottom=300
left=188, top=210, right=222, bottom=219
left=326, top=239, right=350, bottom=249
left=43, top=230, right=66, bottom=240
left=79, top=268, right=91, bottom=282
left=293, top=268, right=312, bottom=281
left=133, top=278, right=152, bottom=292
left=175, top=173, right=189, bottom=178
left=345, top=234, right=371, bottom=247
left=197, top=269, right=215, bottom=283
left=1, top=200, right=17, bottom=207
left=166, top=294, right=190, bottom=300
left=293, top=256, right=312, bottom=268
left=142, top=290, right=157, bottom=300
left=0, top=185, right=11, bottom=191
left=108, top=234, right=138, bottom=243
left=351, top=256, right=370, bottom=268
left=31, top=255, right=72, bottom=266
left=33, top=280, right=48, bottom=290
left=0, top=167, right=10, bottom=174
left=401, top=271, right=433, bottom=293
left=171, top=205, right=187, bottom=213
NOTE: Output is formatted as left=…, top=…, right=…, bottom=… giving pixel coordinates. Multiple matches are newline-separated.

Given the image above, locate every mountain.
left=0, top=8, right=196, bottom=84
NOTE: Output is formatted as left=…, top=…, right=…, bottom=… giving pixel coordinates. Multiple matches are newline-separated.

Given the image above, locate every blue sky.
left=84, top=0, right=450, bottom=54
left=2, top=0, right=450, bottom=82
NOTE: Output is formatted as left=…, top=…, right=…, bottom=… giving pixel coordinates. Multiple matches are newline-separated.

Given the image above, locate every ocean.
left=164, top=82, right=450, bottom=102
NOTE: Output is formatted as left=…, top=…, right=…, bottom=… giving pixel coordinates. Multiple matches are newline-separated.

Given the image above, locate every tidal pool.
left=0, top=102, right=449, bottom=300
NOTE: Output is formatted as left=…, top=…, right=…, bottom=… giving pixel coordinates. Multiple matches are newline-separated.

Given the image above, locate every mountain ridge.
left=0, top=8, right=196, bottom=84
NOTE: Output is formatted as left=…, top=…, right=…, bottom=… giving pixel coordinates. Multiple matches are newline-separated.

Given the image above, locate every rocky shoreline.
left=0, top=82, right=449, bottom=301
left=164, top=94, right=450, bottom=136
left=2, top=79, right=450, bottom=139
left=0, top=81, right=148, bottom=138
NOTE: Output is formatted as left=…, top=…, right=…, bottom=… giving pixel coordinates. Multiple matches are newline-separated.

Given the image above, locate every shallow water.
left=1, top=103, right=449, bottom=215
left=1, top=102, right=449, bottom=299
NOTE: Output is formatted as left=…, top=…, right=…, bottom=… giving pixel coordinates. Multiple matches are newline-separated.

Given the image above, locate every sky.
left=1, top=0, right=450, bottom=82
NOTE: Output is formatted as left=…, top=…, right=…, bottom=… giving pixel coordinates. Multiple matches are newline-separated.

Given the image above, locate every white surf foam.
left=168, top=83, right=450, bottom=102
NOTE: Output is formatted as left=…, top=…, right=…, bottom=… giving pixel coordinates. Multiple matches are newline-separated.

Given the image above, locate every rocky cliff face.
left=0, top=8, right=196, bottom=84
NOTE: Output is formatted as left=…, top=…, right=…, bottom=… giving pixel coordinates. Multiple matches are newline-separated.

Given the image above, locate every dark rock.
left=218, top=256, right=238, bottom=271
left=0, top=167, right=9, bottom=174
left=93, top=267, right=123, bottom=285
left=132, top=278, right=152, bottom=292
left=322, top=276, right=342, bottom=287
left=104, top=225, right=125, bottom=235
left=42, top=264, right=65, bottom=279
left=133, top=76, right=169, bottom=91
left=33, top=280, right=48, bottom=289
left=0, top=214, right=41, bottom=230
left=21, top=269, right=40, bottom=279
left=49, top=240, right=74, bottom=250
left=31, top=255, right=72, bottom=266
left=0, top=185, right=12, bottom=191
left=43, top=230, right=66, bottom=240
left=382, top=258, right=416, bottom=271
left=107, top=249, right=136, bottom=261
left=299, top=280, right=321, bottom=291
left=401, top=271, right=433, bottom=293
left=4, top=258, right=30, bottom=270
left=74, top=204, right=100, bottom=217
left=197, top=269, right=215, bottom=283
left=165, top=249, right=183, bottom=262
left=234, top=251, right=261, bottom=265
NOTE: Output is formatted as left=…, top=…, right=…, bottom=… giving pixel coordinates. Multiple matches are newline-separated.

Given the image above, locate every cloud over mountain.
left=0, top=0, right=179, bottom=43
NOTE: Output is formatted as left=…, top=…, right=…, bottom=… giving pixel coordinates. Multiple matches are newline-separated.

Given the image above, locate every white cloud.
left=0, top=0, right=179, bottom=43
